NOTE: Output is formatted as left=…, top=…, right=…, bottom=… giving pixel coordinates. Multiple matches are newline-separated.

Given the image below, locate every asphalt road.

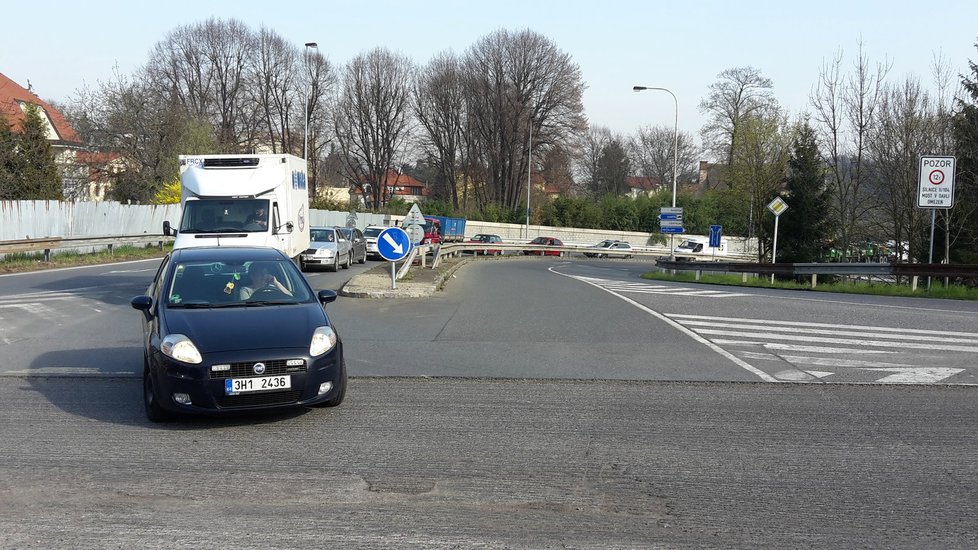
left=2, top=256, right=978, bottom=547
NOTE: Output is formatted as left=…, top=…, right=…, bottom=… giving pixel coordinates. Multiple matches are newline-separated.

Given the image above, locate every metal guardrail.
left=0, top=235, right=172, bottom=261
left=655, top=260, right=978, bottom=278
left=655, top=259, right=978, bottom=290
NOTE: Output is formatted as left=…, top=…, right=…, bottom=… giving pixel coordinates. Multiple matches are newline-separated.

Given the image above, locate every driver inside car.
left=239, top=263, right=292, bottom=299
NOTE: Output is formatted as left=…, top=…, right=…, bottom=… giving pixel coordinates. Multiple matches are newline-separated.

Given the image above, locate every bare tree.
left=811, top=42, right=890, bottom=258
left=414, top=52, right=467, bottom=209
left=628, top=124, right=700, bottom=190
left=699, top=66, right=775, bottom=169
left=247, top=27, right=300, bottom=154
left=463, top=29, right=587, bottom=210
left=333, top=47, right=415, bottom=209
left=867, top=77, right=938, bottom=263
left=148, top=18, right=255, bottom=151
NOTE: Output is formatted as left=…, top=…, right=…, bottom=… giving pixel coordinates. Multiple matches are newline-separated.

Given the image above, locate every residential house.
left=352, top=170, right=429, bottom=207
left=625, top=176, right=664, bottom=198
left=0, top=72, right=86, bottom=197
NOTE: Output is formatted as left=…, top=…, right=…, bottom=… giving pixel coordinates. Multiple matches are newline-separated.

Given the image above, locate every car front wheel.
left=144, top=364, right=171, bottom=423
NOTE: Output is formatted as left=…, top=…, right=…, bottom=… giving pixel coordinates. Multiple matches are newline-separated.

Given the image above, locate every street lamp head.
left=633, top=86, right=648, bottom=92
left=305, top=42, right=318, bottom=48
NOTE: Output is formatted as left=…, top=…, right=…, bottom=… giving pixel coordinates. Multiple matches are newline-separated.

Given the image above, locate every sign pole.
left=391, top=261, right=396, bottom=290
left=928, top=208, right=935, bottom=290
left=771, top=215, right=779, bottom=284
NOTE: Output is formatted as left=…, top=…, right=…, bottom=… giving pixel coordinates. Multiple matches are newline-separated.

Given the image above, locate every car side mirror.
left=317, top=289, right=338, bottom=305
left=131, top=295, right=153, bottom=320
left=163, top=221, right=174, bottom=237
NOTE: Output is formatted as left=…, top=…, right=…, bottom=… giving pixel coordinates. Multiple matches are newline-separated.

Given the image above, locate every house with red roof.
left=351, top=169, right=430, bottom=207
left=0, top=72, right=88, bottom=198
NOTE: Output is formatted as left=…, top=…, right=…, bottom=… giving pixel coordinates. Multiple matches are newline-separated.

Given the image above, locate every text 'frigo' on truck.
left=163, top=154, right=311, bottom=261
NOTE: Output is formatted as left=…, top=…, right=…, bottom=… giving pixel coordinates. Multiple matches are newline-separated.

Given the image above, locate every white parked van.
left=164, top=154, right=310, bottom=260
left=674, top=236, right=727, bottom=260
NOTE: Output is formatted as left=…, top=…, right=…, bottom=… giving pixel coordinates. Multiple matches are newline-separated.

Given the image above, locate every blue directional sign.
left=709, top=224, right=723, bottom=248
left=376, top=227, right=412, bottom=261
left=658, top=213, right=682, bottom=220
left=660, top=226, right=685, bottom=234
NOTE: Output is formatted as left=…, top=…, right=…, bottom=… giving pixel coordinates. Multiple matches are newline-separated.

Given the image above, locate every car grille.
left=209, top=359, right=307, bottom=379
left=216, top=390, right=303, bottom=408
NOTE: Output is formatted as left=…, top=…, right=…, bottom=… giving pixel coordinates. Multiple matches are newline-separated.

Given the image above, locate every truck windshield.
left=180, top=199, right=270, bottom=233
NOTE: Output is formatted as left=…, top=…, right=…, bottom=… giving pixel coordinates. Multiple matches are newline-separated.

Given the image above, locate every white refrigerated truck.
left=164, top=154, right=310, bottom=260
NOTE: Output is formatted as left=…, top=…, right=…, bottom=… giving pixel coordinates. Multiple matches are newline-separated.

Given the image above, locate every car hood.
left=163, top=304, right=328, bottom=353
left=309, top=241, right=340, bottom=250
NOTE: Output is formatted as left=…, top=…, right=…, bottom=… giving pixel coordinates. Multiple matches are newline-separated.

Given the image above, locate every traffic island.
left=339, top=257, right=470, bottom=298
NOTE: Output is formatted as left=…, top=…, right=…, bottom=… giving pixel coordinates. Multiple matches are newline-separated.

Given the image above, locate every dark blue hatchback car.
left=131, top=246, right=346, bottom=421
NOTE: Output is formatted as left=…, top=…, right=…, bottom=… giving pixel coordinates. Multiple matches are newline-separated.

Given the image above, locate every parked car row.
left=299, top=226, right=367, bottom=271
left=299, top=227, right=638, bottom=263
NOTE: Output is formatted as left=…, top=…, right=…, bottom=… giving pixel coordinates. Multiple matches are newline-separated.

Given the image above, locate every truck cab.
left=165, top=154, right=310, bottom=260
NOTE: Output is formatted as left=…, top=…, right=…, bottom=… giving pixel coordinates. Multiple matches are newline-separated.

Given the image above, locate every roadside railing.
left=0, top=235, right=172, bottom=261
left=655, top=259, right=978, bottom=290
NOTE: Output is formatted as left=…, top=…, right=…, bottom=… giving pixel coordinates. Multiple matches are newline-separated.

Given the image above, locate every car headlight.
left=310, top=326, right=337, bottom=357
left=161, top=334, right=203, bottom=364
left=319, top=248, right=334, bottom=257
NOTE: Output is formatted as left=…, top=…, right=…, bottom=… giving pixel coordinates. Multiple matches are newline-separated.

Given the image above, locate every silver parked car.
left=337, top=227, right=367, bottom=264
left=363, top=225, right=390, bottom=260
left=301, top=227, right=353, bottom=271
left=585, top=239, right=633, bottom=259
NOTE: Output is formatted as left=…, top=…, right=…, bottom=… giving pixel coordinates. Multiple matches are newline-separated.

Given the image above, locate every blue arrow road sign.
left=709, top=224, right=722, bottom=248
left=377, top=227, right=412, bottom=261
left=658, top=213, right=682, bottom=220
left=660, top=227, right=685, bottom=234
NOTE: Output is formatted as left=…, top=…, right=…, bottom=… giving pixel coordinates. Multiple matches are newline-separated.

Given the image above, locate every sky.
left=3, top=0, right=977, bottom=143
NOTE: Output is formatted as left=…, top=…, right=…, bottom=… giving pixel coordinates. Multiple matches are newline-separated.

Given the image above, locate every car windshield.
left=338, top=228, right=352, bottom=239
left=311, top=229, right=335, bottom=242
left=166, top=259, right=313, bottom=307
left=364, top=227, right=385, bottom=238
left=179, top=199, right=270, bottom=233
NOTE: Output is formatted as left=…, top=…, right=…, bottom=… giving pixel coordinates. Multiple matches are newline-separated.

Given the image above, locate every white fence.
left=1, top=200, right=756, bottom=257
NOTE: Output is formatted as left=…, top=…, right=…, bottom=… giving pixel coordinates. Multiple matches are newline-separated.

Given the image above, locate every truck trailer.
left=420, top=216, right=466, bottom=244
left=164, top=154, right=310, bottom=260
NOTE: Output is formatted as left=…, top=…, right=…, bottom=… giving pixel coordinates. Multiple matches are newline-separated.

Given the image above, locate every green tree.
left=595, top=139, right=631, bottom=196
left=952, top=41, right=978, bottom=263
left=779, top=122, right=831, bottom=263
left=16, top=104, right=62, bottom=200
left=0, top=112, right=19, bottom=199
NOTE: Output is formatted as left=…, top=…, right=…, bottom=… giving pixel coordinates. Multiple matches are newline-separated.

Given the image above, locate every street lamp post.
left=303, top=42, right=318, bottom=161
left=526, top=119, right=532, bottom=240
left=632, top=85, right=678, bottom=260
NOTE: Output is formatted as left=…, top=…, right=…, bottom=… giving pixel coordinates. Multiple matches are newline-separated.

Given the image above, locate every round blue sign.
left=376, top=227, right=412, bottom=261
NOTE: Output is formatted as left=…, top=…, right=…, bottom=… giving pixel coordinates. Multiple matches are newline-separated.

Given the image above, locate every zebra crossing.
left=667, top=313, right=975, bottom=384
left=571, top=276, right=750, bottom=298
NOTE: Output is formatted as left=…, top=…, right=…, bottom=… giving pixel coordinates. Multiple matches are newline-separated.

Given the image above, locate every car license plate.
left=225, top=375, right=291, bottom=395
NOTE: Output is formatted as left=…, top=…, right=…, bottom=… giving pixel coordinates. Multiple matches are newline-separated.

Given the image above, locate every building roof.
left=626, top=176, right=663, bottom=191
left=0, top=72, right=81, bottom=144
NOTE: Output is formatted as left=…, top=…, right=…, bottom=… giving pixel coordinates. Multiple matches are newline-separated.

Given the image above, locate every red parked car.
left=523, top=236, right=565, bottom=257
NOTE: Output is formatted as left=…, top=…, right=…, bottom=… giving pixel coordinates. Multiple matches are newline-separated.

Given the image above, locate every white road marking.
left=691, top=328, right=978, bottom=353
left=571, top=276, right=749, bottom=298
left=858, top=367, right=964, bottom=384
left=675, top=319, right=978, bottom=345
left=552, top=269, right=779, bottom=382
left=670, top=313, right=978, bottom=339
left=711, top=340, right=897, bottom=354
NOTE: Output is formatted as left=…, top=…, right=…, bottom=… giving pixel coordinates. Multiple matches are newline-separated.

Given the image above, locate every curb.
left=338, top=257, right=471, bottom=299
